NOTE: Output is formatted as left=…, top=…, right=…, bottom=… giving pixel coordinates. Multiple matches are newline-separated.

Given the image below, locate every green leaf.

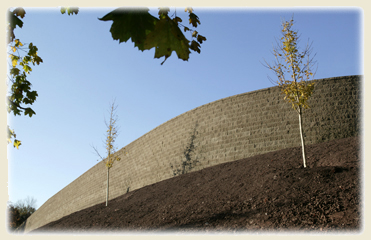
left=22, top=64, right=32, bottom=73
left=28, top=43, right=38, bottom=56
left=197, top=34, right=206, bottom=44
left=10, top=67, right=20, bottom=76
left=27, top=91, right=38, bottom=101
left=24, top=108, right=36, bottom=117
left=190, top=40, right=201, bottom=53
left=99, top=8, right=158, bottom=51
left=143, top=17, right=190, bottom=64
left=23, top=91, right=37, bottom=104
left=32, top=55, right=43, bottom=65
left=189, top=13, right=200, bottom=27
left=23, top=55, right=32, bottom=64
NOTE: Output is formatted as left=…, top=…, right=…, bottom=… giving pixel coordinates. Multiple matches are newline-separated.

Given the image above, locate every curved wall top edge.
left=121, top=75, right=361, bottom=149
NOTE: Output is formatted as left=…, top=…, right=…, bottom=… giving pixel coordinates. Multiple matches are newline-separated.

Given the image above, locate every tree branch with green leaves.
left=99, top=7, right=206, bottom=65
left=6, top=6, right=205, bottom=149
left=7, top=8, right=43, bottom=149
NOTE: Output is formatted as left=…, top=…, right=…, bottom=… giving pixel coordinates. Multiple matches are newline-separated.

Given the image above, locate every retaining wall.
left=24, top=75, right=362, bottom=233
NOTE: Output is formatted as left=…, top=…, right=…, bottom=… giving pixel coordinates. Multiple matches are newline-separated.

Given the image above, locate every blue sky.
left=6, top=7, right=363, bottom=209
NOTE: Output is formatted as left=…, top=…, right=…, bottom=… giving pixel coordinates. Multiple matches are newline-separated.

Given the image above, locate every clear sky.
left=6, top=7, right=363, bottom=209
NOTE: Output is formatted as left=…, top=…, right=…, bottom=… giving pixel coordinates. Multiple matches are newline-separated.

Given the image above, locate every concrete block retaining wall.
left=24, top=75, right=362, bottom=232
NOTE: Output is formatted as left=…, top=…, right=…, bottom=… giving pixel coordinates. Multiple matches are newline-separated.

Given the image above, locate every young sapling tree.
left=93, top=100, right=126, bottom=206
left=264, top=17, right=317, bottom=168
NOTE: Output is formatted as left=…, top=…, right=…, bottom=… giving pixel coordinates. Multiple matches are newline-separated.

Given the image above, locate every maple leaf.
left=10, top=67, right=20, bottom=76
left=197, top=34, right=207, bottom=44
left=189, top=13, right=200, bottom=27
left=99, top=8, right=158, bottom=51
left=32, top=55, right=43, bottom=65
left=10, top=55, right=19, bottom=67
left=143, top=16, right=190, bottom=65
left=190, top=40, right=201, bottom=54
left=24, top=108, right=36, bottom=117
left=100, top=7, right=205, bottom=64
left=14, top=139, right=21, bottom=149
left=26, top=91, right=38, bottom=102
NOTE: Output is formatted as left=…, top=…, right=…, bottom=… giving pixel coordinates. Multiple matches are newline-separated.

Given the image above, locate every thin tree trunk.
left=106, top=168, right=109, bottom=206
left=298, top=106, right=307, bottom=168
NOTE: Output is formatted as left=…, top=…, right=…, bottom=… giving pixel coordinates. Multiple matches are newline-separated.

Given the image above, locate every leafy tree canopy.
left=7, top=196, right=37, bottom=231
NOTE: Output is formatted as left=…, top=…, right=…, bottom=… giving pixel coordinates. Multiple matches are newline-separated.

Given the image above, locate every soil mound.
left=32, top=137, right=362, bottom=234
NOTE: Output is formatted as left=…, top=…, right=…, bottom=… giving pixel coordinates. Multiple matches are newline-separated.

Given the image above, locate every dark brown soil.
left=32, top=137, right=362, bottom=234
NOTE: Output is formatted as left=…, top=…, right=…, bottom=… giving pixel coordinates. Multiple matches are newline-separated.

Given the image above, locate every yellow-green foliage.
left=102, top=102, right=125, bottom=169
left=104, top=120, right=120, bottom=169
left=7, top=126, right=21, bottom=149
left=267, top=17, right=316, bottom=112
left=92, top=101, right=128, bottom=206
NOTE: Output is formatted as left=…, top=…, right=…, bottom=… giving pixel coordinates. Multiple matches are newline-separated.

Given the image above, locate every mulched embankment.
left=32, top=136, right=362, bottom=234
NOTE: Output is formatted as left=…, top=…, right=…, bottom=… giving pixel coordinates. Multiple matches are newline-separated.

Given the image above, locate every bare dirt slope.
left=32, top=136, right=362, bottom=234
